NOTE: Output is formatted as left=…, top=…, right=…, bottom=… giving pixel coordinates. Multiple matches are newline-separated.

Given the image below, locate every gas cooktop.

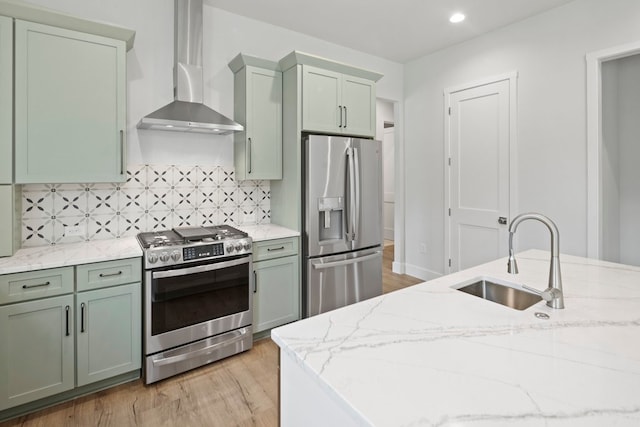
left=137, top=225, right=251, bottom=268
left=137, top=225, right=248, bottom=249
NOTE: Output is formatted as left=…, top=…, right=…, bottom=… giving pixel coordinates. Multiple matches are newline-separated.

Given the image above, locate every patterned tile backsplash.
left=21, top=164, right=270, bottom=247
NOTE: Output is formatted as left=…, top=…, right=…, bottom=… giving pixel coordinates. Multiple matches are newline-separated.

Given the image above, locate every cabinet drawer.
left=253, top=237, right=299, bottom=262
left=0, top=267, right=74, bottom=305
left=76, top=258, right=141, bottom=291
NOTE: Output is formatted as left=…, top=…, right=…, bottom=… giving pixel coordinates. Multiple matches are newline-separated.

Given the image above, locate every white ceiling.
left=205, top=0, right=575, bottom=63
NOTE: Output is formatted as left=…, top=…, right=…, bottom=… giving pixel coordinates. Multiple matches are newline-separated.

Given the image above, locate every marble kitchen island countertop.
left=272, top=249, right=640, bottom=426
left=0, top=237, right=142, bottom=275
left=238, top=223, right=300, bottom=242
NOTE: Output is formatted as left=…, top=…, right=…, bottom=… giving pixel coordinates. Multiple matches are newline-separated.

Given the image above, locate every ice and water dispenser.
left=318, top=197, right=343, bottom=242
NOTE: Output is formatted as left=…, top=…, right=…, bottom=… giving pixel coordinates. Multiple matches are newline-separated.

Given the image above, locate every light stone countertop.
left=0, top=223, right=299, bottom=275
left=0, top=237, right=143, bottom=275
left=272, top=249, right=640, bottom=426
left=237, top=223, right=300, bottom=242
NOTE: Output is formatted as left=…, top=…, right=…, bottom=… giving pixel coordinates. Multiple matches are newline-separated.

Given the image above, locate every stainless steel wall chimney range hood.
left=137, top=0, right=243, bottom=134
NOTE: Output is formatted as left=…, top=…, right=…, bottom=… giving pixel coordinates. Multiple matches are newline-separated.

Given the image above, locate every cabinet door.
left=14, top=20, right=126, bottom=184
left=0, top=16, right=11, bottom=184
left=302, top=65, right=342, bottom=134
left=0, top=185, right=19, bottom=257
left=342, top=75, right=376, bottom=137
left=253, top=255, right=299, bottom=333
left=246, top=66, right=282, bottom=180
left=0, top=294, right=74, bottom=410
left=76, top=283, right=141, bottom=387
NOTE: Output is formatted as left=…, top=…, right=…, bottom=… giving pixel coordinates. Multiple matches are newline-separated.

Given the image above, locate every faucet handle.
left=522, top=284, right=560, bottom=303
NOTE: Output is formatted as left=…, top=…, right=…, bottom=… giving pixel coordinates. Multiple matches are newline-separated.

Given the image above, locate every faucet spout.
left=507, top=213, right=564, bottom=309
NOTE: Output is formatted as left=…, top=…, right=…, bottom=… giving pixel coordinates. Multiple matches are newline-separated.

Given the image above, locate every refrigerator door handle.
left=312, top=251, right=382, bottom=270
left=353, top=146, right=360, bottom=243
left=346, top=147, right=356, bottom=241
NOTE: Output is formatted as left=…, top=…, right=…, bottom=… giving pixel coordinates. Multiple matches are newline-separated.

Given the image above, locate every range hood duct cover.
left=137, top=0, right=243, bottom=134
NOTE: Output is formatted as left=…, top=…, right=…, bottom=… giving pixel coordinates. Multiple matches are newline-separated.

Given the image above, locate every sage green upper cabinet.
left=341, top=74, right=378, bottom=137
left=14, top=20, right=126, bottom=183
left=302, top=65, right=376, bottom=137
left=229, top=54, right=283, bottom=181
left=0, top=15, right=11, bottom=184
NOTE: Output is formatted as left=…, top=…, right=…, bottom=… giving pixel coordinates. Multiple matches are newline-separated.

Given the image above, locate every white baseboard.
left=402, top=263, right=442, bottom=282
left=391, top=261, right=404, bottom=274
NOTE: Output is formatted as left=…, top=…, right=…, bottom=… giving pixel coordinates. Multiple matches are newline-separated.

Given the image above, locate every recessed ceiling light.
left=449, top=13, right=465, bottom=23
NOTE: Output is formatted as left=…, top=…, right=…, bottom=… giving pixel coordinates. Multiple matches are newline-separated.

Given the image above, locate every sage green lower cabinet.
left=76, top=282, right=141, bottom=387
left=0, top=258, right=141, bottom=418
left=253, top=255, right=300, bottom=333
left=0, top=294, right=75, bottom=411
left=252, top=237, right=300, bottom=333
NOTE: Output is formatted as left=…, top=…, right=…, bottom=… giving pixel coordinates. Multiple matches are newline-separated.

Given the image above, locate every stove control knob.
left=148, top=253, right=158, bottom=264
left=226, top=244, right=235, bottom=253
left=159, top=252, right=170, bottom=263
left=171, top=250, right=181, bottom=262
left=242, top=240, right=252, bottom=251
left=235, top=243, right=243, bottom=252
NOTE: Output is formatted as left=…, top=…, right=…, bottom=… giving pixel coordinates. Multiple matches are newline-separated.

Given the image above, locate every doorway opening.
left=587, top=42, right=640, bottom=266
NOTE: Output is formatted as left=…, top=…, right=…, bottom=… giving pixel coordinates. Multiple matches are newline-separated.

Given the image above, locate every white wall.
left=26, top=0, right=403, bottom=166
left=403, top=0, right=640, bottom=278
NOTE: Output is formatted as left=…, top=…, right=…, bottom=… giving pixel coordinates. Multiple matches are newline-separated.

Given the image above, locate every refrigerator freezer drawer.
left=306, top=248, right=382, bottom=317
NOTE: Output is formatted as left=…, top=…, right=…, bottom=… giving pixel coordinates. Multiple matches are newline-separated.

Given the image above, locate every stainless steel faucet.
left=507, top=213, right=565, bottom=309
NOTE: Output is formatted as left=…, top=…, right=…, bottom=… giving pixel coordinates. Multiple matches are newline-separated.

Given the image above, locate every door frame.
left=586, top=40, right=640, bottom=259
left=443, top=71, right=518, bottom=274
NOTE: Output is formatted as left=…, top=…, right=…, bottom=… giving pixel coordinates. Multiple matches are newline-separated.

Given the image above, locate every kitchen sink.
left=454, top=278, right=542, bottom=310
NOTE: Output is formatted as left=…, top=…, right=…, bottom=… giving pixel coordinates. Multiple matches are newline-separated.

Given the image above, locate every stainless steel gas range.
left=137, top=225, right=253, bottom=384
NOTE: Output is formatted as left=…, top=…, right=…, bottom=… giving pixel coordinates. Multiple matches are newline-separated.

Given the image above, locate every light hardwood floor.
left=2, top=245, right=421, bottom=427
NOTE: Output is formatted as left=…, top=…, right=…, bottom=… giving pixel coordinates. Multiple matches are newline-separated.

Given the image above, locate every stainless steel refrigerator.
left=303, top=134, right=383, bottom=317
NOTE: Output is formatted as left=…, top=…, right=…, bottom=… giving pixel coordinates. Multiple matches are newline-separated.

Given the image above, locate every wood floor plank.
left=2, top=246, right=420, bottom=427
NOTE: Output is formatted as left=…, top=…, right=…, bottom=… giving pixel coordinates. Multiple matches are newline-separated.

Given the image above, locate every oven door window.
left=151, top=257, right=250, bottom=336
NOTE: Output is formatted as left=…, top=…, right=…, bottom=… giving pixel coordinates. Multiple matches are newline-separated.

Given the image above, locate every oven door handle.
left=152, top=256, right=250, bottom=279
left=151, top=327, right=249, bottom=367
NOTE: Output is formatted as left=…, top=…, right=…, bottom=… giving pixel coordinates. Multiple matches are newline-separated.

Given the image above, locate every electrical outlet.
left=419, top=243, right=427, bottom=254
left=64, top=225, right=85, bottom=237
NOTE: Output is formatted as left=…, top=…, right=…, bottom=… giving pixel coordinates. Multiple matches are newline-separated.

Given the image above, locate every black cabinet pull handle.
left=120, top=130, right=125, bottom=175
left=99, top=270, right=122, bottom=278
left=65, top=306, right=70, bottom=336
left=267, top=246, right=285, bottom=252
left=248, top=138, right=252, bottom=174
left=253, top=271, right=257, bottom=293
left=22, top=281, right=50, bottom=289
left=344, top=106, right=348, bottom=128
left=80, top=302, right=86, bottom=333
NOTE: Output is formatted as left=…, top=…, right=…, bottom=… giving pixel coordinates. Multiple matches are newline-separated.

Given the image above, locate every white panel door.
left=383, top=126, right=395, bottom=241
left=449, top=79, right=510, bottom=271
